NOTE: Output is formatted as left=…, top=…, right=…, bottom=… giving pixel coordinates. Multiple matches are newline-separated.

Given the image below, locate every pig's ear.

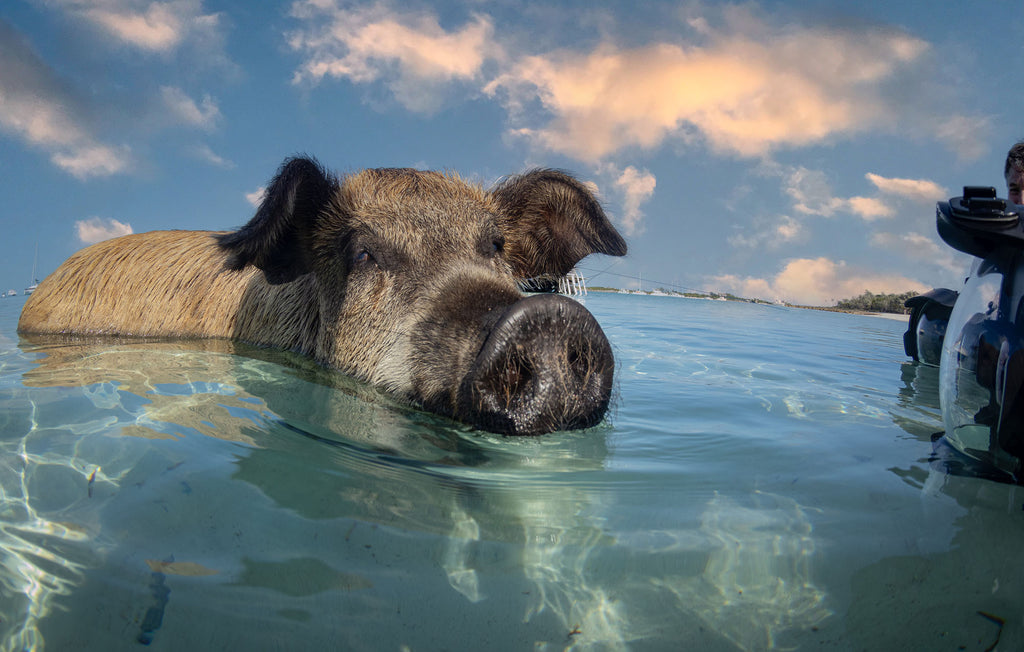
left=491, top=169, right=627, bottom=279
left=218, top=156, right=337, bottom=284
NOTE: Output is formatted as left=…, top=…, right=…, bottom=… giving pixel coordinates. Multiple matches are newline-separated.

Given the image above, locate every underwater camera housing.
left=904, top=288, right=957, bottom=366
left=934, top=186, right=1024, bottom=479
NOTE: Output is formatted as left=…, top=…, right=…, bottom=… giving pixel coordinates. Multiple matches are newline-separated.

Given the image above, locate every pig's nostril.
left=566, top=342, right=594, bottom=382
left=503, top=347, right=534, bottom=397
left=566, top=346, right=581, bottom=371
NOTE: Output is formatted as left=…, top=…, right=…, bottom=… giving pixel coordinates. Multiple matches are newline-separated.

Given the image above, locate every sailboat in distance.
left=24, top=243, right=38, bottom=295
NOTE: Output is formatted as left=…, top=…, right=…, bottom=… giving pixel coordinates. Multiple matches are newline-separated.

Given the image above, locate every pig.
left=19, top=156, right=628, bottom=436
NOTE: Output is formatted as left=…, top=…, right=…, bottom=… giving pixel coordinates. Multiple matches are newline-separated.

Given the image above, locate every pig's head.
left=218, top=157, right=627, bottom=436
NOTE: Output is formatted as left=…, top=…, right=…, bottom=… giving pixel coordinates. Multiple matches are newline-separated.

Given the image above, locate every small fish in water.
left=87, top=467, right=100, bottom=498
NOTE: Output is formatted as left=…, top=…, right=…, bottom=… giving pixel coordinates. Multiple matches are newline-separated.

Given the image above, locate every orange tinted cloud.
left=845, top=196, right=895, bottom=220
left=712, top=257, right=928, bottom=305
left=865, top=173, right=948, bottom=202
left=45, top=0, right=221, bottom=54
left=287, top=4, right=981, bottom=166
left=487, top=25, right=927, bottom=161
left=83, top=4, right=184, bottom=51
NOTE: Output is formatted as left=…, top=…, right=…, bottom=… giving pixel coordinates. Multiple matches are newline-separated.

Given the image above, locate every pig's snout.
left=459, top=294, right=615, bottom=436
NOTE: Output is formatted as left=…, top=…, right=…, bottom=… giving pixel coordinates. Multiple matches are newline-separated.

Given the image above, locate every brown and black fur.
left=19, top=156, right=627, bottom=435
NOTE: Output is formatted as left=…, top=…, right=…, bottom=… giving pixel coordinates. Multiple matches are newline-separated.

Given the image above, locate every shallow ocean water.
left=1, top=291, right=1022, bottom=651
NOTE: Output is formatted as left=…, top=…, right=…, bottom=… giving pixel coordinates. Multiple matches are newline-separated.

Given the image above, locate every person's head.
left=1005, top=140, right=1024, bottom=204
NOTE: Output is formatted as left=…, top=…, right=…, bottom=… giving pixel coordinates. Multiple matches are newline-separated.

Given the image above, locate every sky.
left=0, top=0, right=1021, bottom=306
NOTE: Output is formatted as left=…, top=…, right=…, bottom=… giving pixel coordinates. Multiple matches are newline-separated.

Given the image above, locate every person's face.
left=1007, top=167, right=1024, bottom=205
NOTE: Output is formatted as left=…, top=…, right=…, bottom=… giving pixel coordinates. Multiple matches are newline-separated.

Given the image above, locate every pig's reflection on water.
left=11, top=337, right=830, bottom=650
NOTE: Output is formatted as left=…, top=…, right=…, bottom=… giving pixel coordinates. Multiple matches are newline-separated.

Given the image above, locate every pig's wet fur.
left=19, top=156, right=627, bottom=436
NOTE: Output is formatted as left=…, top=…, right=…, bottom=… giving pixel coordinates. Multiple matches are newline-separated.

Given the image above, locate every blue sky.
left=0, top=0, right=1020, bottom=305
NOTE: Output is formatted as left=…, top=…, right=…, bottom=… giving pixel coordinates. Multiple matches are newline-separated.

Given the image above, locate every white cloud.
left=870, top=231, right=965, bottom=274
left=161, top=86, right=220, bottom=130
left=865, top=173, right=948, bottom=202
left=763, top=163, right=943, bottom=223
left=0, top=20, right=131, bottom=178
left=775, top=216, right=801, bottom=242
left=0, top=14, right=231, bottom=177
left=711, top=257, right=928, bottom=305
left=52, top=144, right=130, bottom=178
left=934, top=114, right=991, bottom=162
left=589, top=163, right=656, bottom=235
left=245, top=186, right=266, bottom=207
left=728, top=215, right=804, bottom=249
left=784, top=167, right=847, bottom=217
left=612, top=166, right=656, bottom=236
left=192, top=143, right=233, bottom=168
left=288, top=2, right=499, bottom=112
left=76, top=217, right=134, bottom=244
left=36, top=0, right=223, bottom=54
left=779, top=167, right=893, bottom=219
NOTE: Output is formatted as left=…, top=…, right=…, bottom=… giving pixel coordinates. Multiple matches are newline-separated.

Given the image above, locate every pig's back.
left=18, top=231, right=256, bottom=338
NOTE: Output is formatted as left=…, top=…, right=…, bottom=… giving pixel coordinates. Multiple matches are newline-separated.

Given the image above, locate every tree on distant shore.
left=834, top=290, right=920, bottom=314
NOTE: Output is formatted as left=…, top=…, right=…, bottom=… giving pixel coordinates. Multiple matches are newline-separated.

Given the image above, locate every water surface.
left=1, top=292, right=1021, bottom=651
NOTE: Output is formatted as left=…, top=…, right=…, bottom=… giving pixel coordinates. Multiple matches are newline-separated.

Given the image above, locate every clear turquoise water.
left=1, top=292, right=1022, bottom=651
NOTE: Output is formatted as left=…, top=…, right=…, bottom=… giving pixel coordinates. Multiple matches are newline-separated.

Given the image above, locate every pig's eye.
left=486, top=237, right=504, bottom=257
left=353, top=249, right=375, bottom=267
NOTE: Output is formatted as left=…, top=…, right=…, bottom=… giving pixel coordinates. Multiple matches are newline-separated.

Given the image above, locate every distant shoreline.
left=791, top=305, right=909, bottom=321
left=588, top=287, right=910, bottom=320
